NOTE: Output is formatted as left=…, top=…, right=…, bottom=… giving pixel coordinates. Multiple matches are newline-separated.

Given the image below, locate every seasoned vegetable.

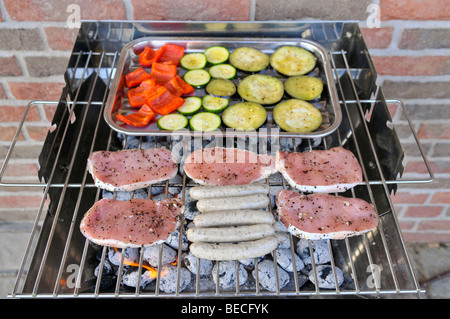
left=270, top=46, right=316, bottom=76
left=202, top=95, right=229, bottom=113
left=237, top=74, right=284, bottom=105
left=229, top=47, right=269, bottom=72
left=208, top=64, right=236, bottom=80
left=273, top=99, right=322, bottom=133
left=183, top=69, right=211, bottom=88
left=206, top=78, right=236, bottom=97
left=189, top=112, right=222, bottom=132
left=157, top=113, right=189, bottom=131
left=177, top=96, right=202, bottom=115
left=222, top=102, right=267, bottom=131
left=284, top=75, right=323, bottom=100
left=204, top=46, right=230, bottom=65
left=180, top=53, right=207, bottom=70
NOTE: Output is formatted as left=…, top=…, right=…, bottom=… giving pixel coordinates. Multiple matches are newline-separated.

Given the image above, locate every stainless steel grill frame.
left=0, top=21, right=433, bottom=299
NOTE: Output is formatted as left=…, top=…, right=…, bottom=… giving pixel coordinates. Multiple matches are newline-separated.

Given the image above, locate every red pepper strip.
left=125, top=67, right=152, bottom=88
left=116, top=104, right=156, bottom=127
left=149, top=62, right=178, bottom=85
left=139, top=46, right=165, bottom=67
left=158, top=43, right=185, bottom=66
left=164, top=75, right=194, bottom=96
left=127, top=79, right=158, bottom=108
left=145, top=86, right=185, bottom=115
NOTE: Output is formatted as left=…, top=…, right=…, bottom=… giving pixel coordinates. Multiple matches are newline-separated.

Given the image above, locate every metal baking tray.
left=104, top=37, right=342, bottom=138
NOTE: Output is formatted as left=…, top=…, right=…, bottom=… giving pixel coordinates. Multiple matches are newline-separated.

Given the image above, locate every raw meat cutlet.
left=276, top=147, right=362, bottom=193
left=87, top=148, right=178, bottom=192
left=276, top=189, right=378, bottom=240
left=80, top=198, right=184, bottom=248
left=183, top=147, right=277, bottom=186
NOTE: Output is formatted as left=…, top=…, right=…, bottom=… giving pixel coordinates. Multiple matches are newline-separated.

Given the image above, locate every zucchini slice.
left=208, top=64, right=237, bottom=80
left=237, top=74, right=284, bottom=105
left=177, top=96, right=202, bottom=115
left=206, top=78, right=236, bottom=97
left=202, top=95, right=229, bottom=113
left=157, top=113, right=189, bottom=131
left=189, top=112, right=222, bottom=132
left=273, top=99, right=322, bottom=133
left=284, top=75, right=323, bottom=101
left=183, top=69, right=211, bottom=88
left=270, top=46, right=316, bottom=76
left=229, top=47, right=269, bottom=72
left=222, top=102, right=267, bottom=131
left=204, top=46, right=230, bottom=65
left=180, top=53, right=207, bottom=70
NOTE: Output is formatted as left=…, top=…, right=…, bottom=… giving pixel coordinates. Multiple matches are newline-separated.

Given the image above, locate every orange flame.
left=113, top=247, right=158, bottom=279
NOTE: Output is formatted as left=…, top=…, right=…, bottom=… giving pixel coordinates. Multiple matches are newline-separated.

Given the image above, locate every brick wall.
left=0, top=0, right=449, bottom=242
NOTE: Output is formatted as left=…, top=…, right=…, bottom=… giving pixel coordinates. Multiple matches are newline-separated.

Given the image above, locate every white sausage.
left=189, top=236, right=279, bottom=261
left=193, top=210, right=275, bottom=227
left=189, top=184, right=269, bottom=200
left=196, top=194, right=269, bottom=213
left=186, top=224, right=275, bottom=243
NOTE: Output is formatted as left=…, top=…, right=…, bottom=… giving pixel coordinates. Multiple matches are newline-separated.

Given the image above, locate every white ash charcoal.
left=252, top=259, right=289, bottom=292
left=269, top=185, right=283, bottom=208
left=279, top=137, right=303, bottom=152
left=308, top=265, right=344, bottom=289
left=183, top=252, right=213, bottom=276
left=238, top=256, right=262, bottom=268
left=168, top=173, right=183, bottom=185
left=275, top=232, right=291, bottom=249
left=296, top=239, right=331, bottom=265
left=143, top=244, right=177, bottom=268
left=122, top=269, right=154, bottom=288
left=187, top=276, right=216, bottom=292
left=159, top=264, right=192, bottom=293
left=150, top=186, right=164, bottom=197
left=165, top=226, right=189, bottom=251
left=182, top=189, right=199, bottom=220
left=108, top=247, right=140, bottom=266
left=274, top=248, right=304, bottom=272
left=273, top=220, right=288, bottom=233
left=124, top=136, right=142, bottom=149
left=94, top=259, right=115, bottom=277
left=212, top=261, right=248, bottom=290
left=111, top=188, right=149, bottom=201
left=268, top=172, right=283, bottom=184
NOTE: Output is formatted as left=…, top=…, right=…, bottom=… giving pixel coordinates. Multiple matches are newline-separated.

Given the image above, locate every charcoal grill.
left=0, top=21, right=434, bottom=299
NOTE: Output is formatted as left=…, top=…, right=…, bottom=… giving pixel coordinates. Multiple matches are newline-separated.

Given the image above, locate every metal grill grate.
left=0, top=21, right=433, bottom=299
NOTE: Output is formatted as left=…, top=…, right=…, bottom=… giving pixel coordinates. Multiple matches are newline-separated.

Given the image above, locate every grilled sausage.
left=193, top=209, right=275, bottom=227
left=189, top=236, right=279, bottom=260
left=189, top=184, right=269, bottom=200
left=196, top=194, right=269, bottom=213
left=186, top=224, right=275, bottom=243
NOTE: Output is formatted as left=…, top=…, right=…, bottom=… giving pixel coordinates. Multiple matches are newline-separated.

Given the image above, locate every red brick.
left=371, top=56, right=450, bottom=76
left=43, top=104, right=57, bottom=122
left=402, top=232, right=450, bottom=242
left=0, top=105, right=40, bottom=122
left=0, top=126, right=24, bottom=141
left=0, top=83, right=7, bottom=99
left=0, top=56, right=23, bottom=76
left=26, top=126, right=50, bottom=141
left=360, top=27, right=393, bottom=49
left=417, top=124, right=450, bottom=139
left=8, top=82, right=65, bottom=100
left=44, top=27, right=79, bottom=51
left=0, top=162, right=39, bottom=177
left=418, top=220, right=450, bottom=231
left=0, top=195, right=43, bottom=208
left=404, top=206, right=443, bottom=218
left=398, top=220, right=416, bottom=231
left=391, top=191, right=429, bottom=205
left=4, top=0, right=126, bottom=21
left=380, top=0, right=450, bottom=21
left=405, top=160, right=450, bottom=175
left=430, top=192, right=450, bottom=204
left=131, top=0, right=250, bottom=20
